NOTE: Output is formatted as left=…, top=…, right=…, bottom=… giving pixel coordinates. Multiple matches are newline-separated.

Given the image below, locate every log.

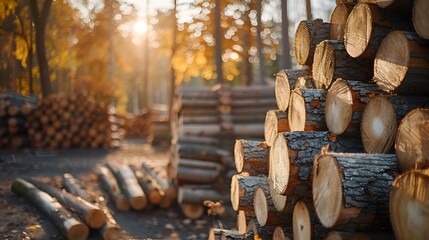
left=11, top=178, right=89, bottom=240
left=25, top=178, right=107, bottom=229
left=178, top=144, right=231, bottom=162
left=269, top=179, right=296, bottom=212
left=313, top=153, right=399, bottom=228
left=294, top=19, right=330, bottom=65
left=254, top=184, right=291, bottom=226
left=208, top=228, right=253, bottom=240
left=313, top=40, right=373, bottom=89
left=177, top=135, right=219, bottom=146
left=344, top=3, right=392, bottom=58
left=105, top=163, right=147, bottom=210
left=272, top=226, right=293, bottom=240
left=264, top=110, right=289, bottom=147
left=325, top=79, right=383, bottom=135
left=374, top=31, right=429, bottom=95
left=293, top=201, right=329, bottom=240
left=324, top=231, right=395, bottom=240
left=181, top=115, right=219, bottom=124
left=234, top=139, right=268, bottom=175
left=178, top=185, right=227, bottom=204
left=288, top=88, right=326, bottom=131
left=275, top=68, right=311, bottom=111
left=62, top=173, right=92, bottom=202
left=395, top=108, right=429, bottom=171
left=390, top=169, right=429, bottom=240
left=294, top=76, right=314, bottom=89
left=233, top=123, right=265, bottom=137
left=413, top=0, right=429, bottom=39
left=360, top=95, right=429, bottom=153
left=330, top=3, right=353, bottom=40
left=230, top=175, right=268, bottom=212
left=131, top=166, right=166, bottom=205
left=177, top=165, right=221, bottom=184
left=248, top=219, right=276, bottom=240
left=237, top=210, right=249, bottom=234
left=178, top=159, right=223, bottom=171
left=140, top=163, right=176, bottom=203
left=179, top=203, right=205, bottom=219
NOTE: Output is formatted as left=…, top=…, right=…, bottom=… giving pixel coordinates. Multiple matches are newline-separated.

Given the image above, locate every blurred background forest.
left=0, top=0, right=335, bottom=114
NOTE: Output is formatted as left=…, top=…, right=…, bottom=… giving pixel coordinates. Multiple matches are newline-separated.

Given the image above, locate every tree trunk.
left=413, top=0, right=429, bottom=39
left=256, top=0, right=265, bottom=85
left=325, top=79, right=383, bottom=136
left=230, top=175, right=267, bottom=212
left=395, top=109, right=429, bottom=171
left=11, top=178, right=89, bottom=240
left=248, top=219, right=276, bottom=239
left=178, top=185, right=227, bottom=204
left=280, top=0, right=291, bottom=69
left=214, top=0, right=223, bottom=84
left=264, top=110, right=289, bottom=147
left=234, top=139, right=268, bottom=175
left=288, top=88, right=326, bottom=131
left=390, top=169, right=429, bottom=240
left=374, top=31, right=429, bottom=95
left=330, top=3, right=353, bottom=40
left=313, top=40, right=373, bottom=89
left=294, top=19, right=330, bottom=65
left=25, top=178, right=107, bottom=229
left=254, top=184, right=291, bottom=226
left=275, top=68, right=311, bottom=111
left=209, top=228, right=253, bottom=240
left=312, top=153, right=398, bottom=228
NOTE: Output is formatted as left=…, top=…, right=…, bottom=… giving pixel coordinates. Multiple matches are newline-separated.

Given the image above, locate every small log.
left=275, top=68, right=311, bottom=111
left=254, top=184, right=291, bottom=226
left=294, top=19, right=330, bottom=65
left=25, top=178, right=107, bottom=229
left=208, top=228, right=253, bottom=240
left=272, top=226, right=293, bottom=240
left=11, top=178, right=89, bottom=240
left=177, top=165, right=221, bottom=184
left=374, top=31, right=429, bottom=95
left=313, top=40, right=373, bottom=89
left=395, top=108, right=429, bottom=171
left=105, top=163, right=147, bottom=210
left=390, top=169, right=429, bottom=240
left=264, top=110, right=289, bottom=147
left=234, top=139, right=268, bottom=175
left=293, top=201, right=329, bottom=240
left=178, top=144, right=230, bottom=162
left=288, top=88, right=326, bottom=131
left=330, top=3, right=353, bottom=40
left=248, top=219, right=276, bottom=239
left=237, top=210, right=249, bottom=234
left=141, top=163, right=176, bottom=203
left=179, top=203, right=205, bottom=219
left=62, top=173, right=92, bottom=202
left=413, top=0, right=429, bottom=39
left=269, top=179, right=296, bottom=212
left=313, top=153, right=398, bottom=228
left=178, top=185, right=227, bottom=204
left=325, top=79, right=383, bottom=135
left=131, top=166, right=166, bottom=205
left=230, top=175, right=268, bottom=212
left=361, top=95, right=429, bottom=153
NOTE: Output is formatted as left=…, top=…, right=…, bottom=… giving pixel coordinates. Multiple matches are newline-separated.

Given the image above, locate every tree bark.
left=62, top=173, right=92, bottom=202
left=230, top=175, right=267, bottom=212
left=264, top=110, right=289, bottom=147
left=313, top=153, right=399, bottom=228
left=288, top=88, right=326, bottom=131
left=234, top=139, right=268, bottom=175
left=11, top=178, right=89, bottom=240
left=131, top=166, right=166, bottom=205
left=294, top=19, right=330, bottom=65
left=275, top=68, right=311, bottom=111
left=330, top=3, right=353, bottom=40
left=209, top=228, right=253, bottom=240
left=248, top=219, right=276, bottom=239
left=178, top=185, right=227, bottom=205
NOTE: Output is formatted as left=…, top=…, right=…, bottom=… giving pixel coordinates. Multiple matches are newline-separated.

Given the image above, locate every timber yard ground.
left=0, top=139, right=235, bottom=239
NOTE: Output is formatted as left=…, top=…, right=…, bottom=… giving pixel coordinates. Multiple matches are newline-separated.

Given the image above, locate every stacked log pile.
left=215, top=1, right=429, bottom=239
left=123, top=110, right=152, bottom=139
left=25, top=94, right=123, bottom=149
left=0, top=89, right=37, bottom=149
left=170, top=85, right=277, bottom=219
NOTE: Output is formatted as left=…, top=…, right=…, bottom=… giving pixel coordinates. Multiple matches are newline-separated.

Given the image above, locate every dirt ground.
left=0, top=139, right=236, bottom=239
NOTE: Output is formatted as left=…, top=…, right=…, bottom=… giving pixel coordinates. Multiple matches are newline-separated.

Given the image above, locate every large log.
left=178, top=185, right=227, bottom=204
left=313, top=40, right=373, bottom=89
left=234, top=139, right=268, bottom=175
left=208, top=228, right=253, bottom=240
left=264, top=110, right=289, bottom=147
left=230, top=175, right=268, bottom=212
left=106, top=163, right=147, bottom=210
left=413, top=0, right=429, bottom=39
left=395, top=108, right=429, bottom=171
left=313, top=153, right=398, bottom=228
left=390, top=169, right=429, bottom=240
left=25, top=178, right=107, bottom=229
left=294, top=19, right=330, bottom=65
left=254, top=184, right=291, bottom=226
left=373, top=31, right=429, bottom=95
left=288, top=88, right=326, bottom=131
left=330, top=3, right=353, bottom=40
left=360, top=95, right=429, bottom=153
left=275, top=68, right=311, bottom=111
left=325, top=79, right=383, bottom=135
left=97, top=166, right=130, bottom=211
left=11, top=178, right=89, bottom=240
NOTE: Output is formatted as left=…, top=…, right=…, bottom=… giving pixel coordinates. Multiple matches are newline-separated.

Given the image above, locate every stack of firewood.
left=123, top=110, right=152, bottom=139
left=212, top=0, right=429, bottom=239
left=26, top=94, right=123, bottom=149
left=170, top=85, right=277, bottom=219
left=0, top=89, right=37, bottom=149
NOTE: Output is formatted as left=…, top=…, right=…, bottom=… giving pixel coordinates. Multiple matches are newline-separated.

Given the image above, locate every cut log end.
left=344, top=3, right=373, bottom=58
left=180, top=203, right=205, bottom=219
left=237, top=210, right=247, bottom=234
left=230, top=175, right=240, bottom=211
left=234, top=140, right=245, bottom=173
left=313, top=41, right=335, bottom=89
left=413, top=0, right=429, bottom=39
left=265, top=110, right=289, bottom=146
left=395, top=109, right=429, bottom=171
left=269, top=134, right=290, bottom=195
left=275, top=71, right=292, bottom=112
left=293, top=201, right=312, bottom=240
left=325, top=79, right=353, bottom=135
left=330, top=4, right=352, bottom=40
left=374, top=31, right=409, bottom=92
left=269, top=180, right=287, bottom=212
left=361, top=95, right=397, bottom=153
left=67, top=221, right=90, bottom=240
left=288, top=89, right=306, bottom=131
left=254, top=187, right=269, bottom=226
left=273, top=226, right=291, bottom=240
left=115, top=196, right=130, bottom=211
left=86, top=208, right=107, bottom=229
left=130, top=196, right=147, bottom=211
left=294, top=21, right=311, bottom=65
left=312, top=155, right=343, bottom=228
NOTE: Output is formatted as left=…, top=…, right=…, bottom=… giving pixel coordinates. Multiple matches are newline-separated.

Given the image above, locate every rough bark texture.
left=248, top=219, right=276, bottom=240
left=374, top=31, right=429, bottom=95
left=395, top=109, right=429, bottom=171
left=254, top=185, right=292, bottom=226
left=330, top=3, right=353, bottom=40
left=313, top=40, right=373, bottom=89
left=313, top=153, right=399, bottom=228
left=209, top=228, right=253, bottom=240
left=264, top=110, right=289, bottom=147
left=234, top=139, right=268, bottom=175
left=294, top=19, right=330, bottom=65
left=288, top=88, right=327, bottom=131
left=231, top=175, right=267, bottom=212
left=275, top=68, right=311, bottom=111
left=97, top=166, right=130, bottom=211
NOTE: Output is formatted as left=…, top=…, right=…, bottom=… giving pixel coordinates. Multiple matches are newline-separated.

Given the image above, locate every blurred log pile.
left=123, top=110, right=152, bottom=139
